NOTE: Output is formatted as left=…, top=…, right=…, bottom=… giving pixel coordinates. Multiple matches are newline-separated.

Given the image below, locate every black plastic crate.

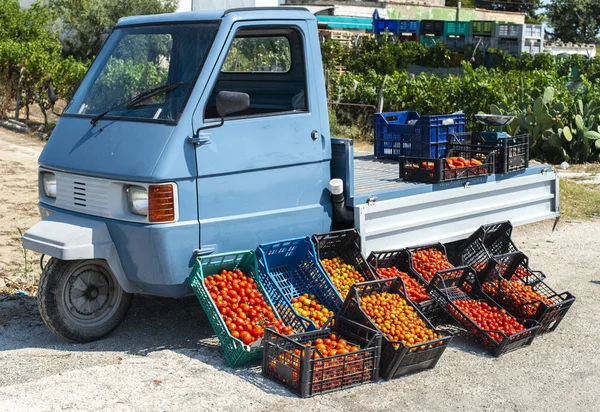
left=312, top=229, right=378, bottom=300
left=262, top=316, right=382, bottom=398
left=405, top=242, right=455, bottom=285
left=399, top=147, right=494, bottom=184
left=450, top=132, right=530, bottom=174
left=456, top=221, right=546, bottom=285
left=457, top=221, right=517, bottom=270
left=427, top=268, right=540, bottom=357
left=367, top=249, right=448, bottom=327
left=478, top=252, right=575, bottom=334
left=339, top=278, right=452, bottom=380
left=421, top=20, right=445, bottom=36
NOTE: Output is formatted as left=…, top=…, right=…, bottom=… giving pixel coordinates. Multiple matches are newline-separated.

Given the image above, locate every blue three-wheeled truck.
left=22, top=8, right=558, bottom=342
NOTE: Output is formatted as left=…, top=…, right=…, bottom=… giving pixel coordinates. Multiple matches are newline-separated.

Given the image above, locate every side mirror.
left=193, top=91, right=250, bottom=138
left=216, top=91, right=249, bottom=119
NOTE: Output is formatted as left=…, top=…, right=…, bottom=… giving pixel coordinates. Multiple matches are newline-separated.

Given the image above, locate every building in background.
left=178, top=0, right=281, bottom=12
left=544, top=42, right=596, bottom=57
left=283, top=1, right=525, bottom=24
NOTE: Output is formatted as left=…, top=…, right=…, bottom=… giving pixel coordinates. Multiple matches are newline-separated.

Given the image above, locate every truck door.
left=192, top=21, right=331, bottom=254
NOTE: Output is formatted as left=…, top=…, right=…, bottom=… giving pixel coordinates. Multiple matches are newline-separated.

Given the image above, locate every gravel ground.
left=1, top=219, right=598, bottom=411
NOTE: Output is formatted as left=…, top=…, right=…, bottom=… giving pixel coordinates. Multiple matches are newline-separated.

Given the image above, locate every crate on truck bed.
left=449, top=132, right=529, bottom=174
left=374, top=111, right=466, bottom=159
left=399, top=146, right=494, bottom=184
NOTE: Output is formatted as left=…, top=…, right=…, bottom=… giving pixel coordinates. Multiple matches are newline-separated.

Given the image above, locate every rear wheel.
left=38, top=258, right=132, bottom=343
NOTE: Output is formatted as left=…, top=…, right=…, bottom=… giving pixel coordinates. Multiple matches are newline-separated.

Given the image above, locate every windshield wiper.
left=90, top=82, right=184, bottom=126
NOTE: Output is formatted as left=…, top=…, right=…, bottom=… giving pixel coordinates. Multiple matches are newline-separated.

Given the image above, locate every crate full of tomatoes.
left=256, top=237, right=343, bottom=332
left=399, top=147, right=494, bottom=184
left=367, top=248, right=448, bottom=327
left=477, top=252, right=575, bottom=334
left=187, top=251, right=294, bottom=367
left=406, top=243, right=456, bottom=285
left=312, top=229, right=378, bottom=301
left=262, top=316, right=382, bottom=397
left=426, top=267, right=541, bottom=357
left=339, top=278, right=453, bottom=380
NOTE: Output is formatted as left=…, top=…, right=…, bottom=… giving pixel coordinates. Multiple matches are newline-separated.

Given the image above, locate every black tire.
left=38, top=258, right=133, bottom=343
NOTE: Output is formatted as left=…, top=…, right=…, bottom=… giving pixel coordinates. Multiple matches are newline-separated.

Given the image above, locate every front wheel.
left=38, top=258, right=132, bottom=343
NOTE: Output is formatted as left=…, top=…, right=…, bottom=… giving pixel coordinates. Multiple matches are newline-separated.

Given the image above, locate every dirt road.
left=0, top=129, right=599, bottom=411
left=0, top=129, right=43, bottom=290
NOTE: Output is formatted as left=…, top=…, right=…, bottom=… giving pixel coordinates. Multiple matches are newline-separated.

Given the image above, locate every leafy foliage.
left=546, top=0, right=600, bottom=43
left=0, top=0, right=87, bottom=124
left=326, top=35, right=600, bottom=161
left=49, top=0, right=178, bottom=60
left=222, top=37, right=291, bottom=72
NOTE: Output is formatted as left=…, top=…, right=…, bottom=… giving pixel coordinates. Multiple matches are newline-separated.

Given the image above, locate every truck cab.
left=22, top=8, right=558, bottom=343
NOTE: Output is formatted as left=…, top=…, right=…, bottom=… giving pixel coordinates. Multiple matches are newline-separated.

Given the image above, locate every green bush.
left=323, top=36, right=600, bottom=162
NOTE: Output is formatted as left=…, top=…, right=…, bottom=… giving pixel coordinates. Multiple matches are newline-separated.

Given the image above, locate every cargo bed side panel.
left=355, top=172, right=559, bottom=255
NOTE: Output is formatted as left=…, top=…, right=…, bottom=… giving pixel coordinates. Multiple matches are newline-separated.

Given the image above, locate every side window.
left=222, top=37, right=291, bottom=73
left=204, top=28, right=307, bottom=120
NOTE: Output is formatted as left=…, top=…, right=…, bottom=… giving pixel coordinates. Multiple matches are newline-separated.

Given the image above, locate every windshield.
left=65, top=23, right=218, bottom=122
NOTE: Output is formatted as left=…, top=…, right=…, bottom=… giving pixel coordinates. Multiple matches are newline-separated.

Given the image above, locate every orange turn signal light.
left=148, top=184, right=175, bottom=222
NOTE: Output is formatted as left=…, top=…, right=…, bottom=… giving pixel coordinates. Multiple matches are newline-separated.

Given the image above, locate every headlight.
left=42, top=172, right=57, bottom=198
left=126, top=186, right=148, bottom=216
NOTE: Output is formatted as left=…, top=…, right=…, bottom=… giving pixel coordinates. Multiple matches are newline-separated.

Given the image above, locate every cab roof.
left=116, top=7, right=315, bottom=27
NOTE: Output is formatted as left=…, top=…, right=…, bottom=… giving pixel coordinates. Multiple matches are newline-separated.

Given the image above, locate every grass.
left=560, top=178, right=600, bottom=220
left=567, top=163, right=600, bottom=174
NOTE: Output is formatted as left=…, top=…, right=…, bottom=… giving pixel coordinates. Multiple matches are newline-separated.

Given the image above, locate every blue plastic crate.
left=256, top=237, right=343, bottom=332
left=372, top=16, right=419, bottom=36
left=374, top=112, right=466, bottom=159
left=374, top=111, right=420, bottom=159
left=414, top=113, right=466, bottom=143
left=400, top=136, right=449, bottom=158
left=396, top=20, right=420, bottom=34
left=372, top=18, right=398, bottom=34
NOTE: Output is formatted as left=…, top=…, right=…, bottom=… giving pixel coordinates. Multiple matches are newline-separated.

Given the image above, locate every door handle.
left=188, top=132, right=211, bottom=146
left=311, top=130, right=319, bottom=141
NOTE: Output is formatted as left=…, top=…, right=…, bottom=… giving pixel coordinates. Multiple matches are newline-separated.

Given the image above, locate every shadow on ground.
left=0, top=293, right=506, bottom=396
left=0, top=294, right=296, bottom=397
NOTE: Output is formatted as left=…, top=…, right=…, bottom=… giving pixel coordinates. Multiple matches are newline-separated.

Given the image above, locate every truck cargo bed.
left=353, top=153, right=409, bottom=196
left=331, top=139, right=559, bottom=255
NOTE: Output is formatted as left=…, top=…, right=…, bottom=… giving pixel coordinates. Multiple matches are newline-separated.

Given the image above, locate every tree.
left=547, top=0, right=600, bottom=44
left=446, top=0, right=476, bottom=8
left=50, top=0, right=178, bottom=60
left=471, top=1, right=542, bottom=23
left=0, top=0, right=87, bottom=124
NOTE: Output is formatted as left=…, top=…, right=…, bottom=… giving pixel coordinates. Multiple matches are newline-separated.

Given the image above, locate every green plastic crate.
left=188, top=250, right=283, bottom=367
left=471, top=20, right=495, bottom=36
left=444, top=21, right=470, bottom=37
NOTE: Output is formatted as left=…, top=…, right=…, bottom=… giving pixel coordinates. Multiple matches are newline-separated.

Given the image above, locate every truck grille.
left=55, top=172, right=110, bottom=217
